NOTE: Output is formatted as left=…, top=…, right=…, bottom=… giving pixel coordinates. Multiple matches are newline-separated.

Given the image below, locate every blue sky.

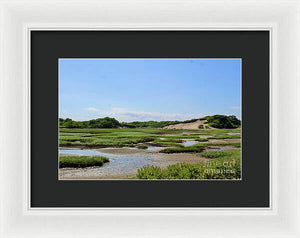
left=59, top=59, right=241, bottom=122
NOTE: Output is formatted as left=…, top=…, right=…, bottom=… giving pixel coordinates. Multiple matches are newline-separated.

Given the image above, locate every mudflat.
left=59, top=148, right=207, bottom=180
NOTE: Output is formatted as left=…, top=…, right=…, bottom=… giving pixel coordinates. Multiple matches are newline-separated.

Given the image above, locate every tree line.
left=59, top=115, right=241, bottom=129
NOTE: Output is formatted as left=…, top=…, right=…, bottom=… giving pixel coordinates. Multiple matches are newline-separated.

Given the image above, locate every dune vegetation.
left=59, top=115, right=240, bottom=129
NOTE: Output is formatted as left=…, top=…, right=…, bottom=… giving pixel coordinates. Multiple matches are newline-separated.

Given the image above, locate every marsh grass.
left=153, top=138, right=182, bottom=143
left=150, top=138, right=184, bottom=147
left=161, top=146, right=204, bottom=153
left=209, top=134, right=241, bottom=139
left=162, top=135, right=203, bottom=139
left=59, top=156, right=109, bottom=168
left=60, top=132, right=156, bottom=147
left=195, top=138, right=209, bottom=142
left=137, top=144, right=148, bottom=149
left=151, top=141, right=184, bottom=147
left=201, top=142, right=241, bottom=148
left=197, top=128, right=241, bottom=135
left=160, top=142, right=240, bottom=153
left=199, top=149, right=241, bottom=159
left=137, top=149, right=241, bottom=179
left=59, top=128, right=241, bottom=148
left=136, top=159, right=241, bottom=179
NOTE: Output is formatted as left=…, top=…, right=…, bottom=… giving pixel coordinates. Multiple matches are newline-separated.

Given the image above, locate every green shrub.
left=60, top=117, right=121, bottom=129
left=59, top=156, right=109, bottom=168
left=164, top=163, right=203, bottom=179
left=201, top=115, right=241, bottom=129
left=137, top=149, right=241, bottom=179
left=136, top=166, right=165, bottom=179
left=136, top=160, right=241, bottom=180
left=59, top=115, right=241, bottom=129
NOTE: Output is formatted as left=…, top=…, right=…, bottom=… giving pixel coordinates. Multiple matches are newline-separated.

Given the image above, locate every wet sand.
left=59, top=147, right=207, bottom=180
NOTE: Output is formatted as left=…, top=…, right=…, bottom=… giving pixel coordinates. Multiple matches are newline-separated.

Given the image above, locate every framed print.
left=1, top=0, right=300, bottom=238
left=30, top=31, right=268, bottom=207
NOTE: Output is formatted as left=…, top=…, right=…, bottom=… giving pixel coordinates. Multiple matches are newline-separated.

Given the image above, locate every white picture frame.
left=0, top=0, right=299, bottom=237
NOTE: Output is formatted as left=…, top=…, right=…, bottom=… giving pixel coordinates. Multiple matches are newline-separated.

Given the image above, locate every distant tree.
left=205, top=115, right=241, bottom=129
left=58, top=115, right=241, bottom=129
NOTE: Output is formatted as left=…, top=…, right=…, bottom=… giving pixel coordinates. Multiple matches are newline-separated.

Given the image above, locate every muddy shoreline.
left=59, top=134, right=240, bottom=180
left=59, top=146, right=208, bottom=180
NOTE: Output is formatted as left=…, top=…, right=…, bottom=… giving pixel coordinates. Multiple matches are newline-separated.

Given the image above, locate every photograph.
left=58, top=58, right=241, bottom=180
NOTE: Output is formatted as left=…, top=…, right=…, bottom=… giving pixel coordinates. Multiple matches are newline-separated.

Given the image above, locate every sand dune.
left=163, top=119, right=210, bottom=130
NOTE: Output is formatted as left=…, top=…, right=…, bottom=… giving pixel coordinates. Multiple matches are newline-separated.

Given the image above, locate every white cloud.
left=230, top=106, right=241, bottom=110
left=84, top=107, right=204, bottom=122
left=85, top=107, right=99, bottom=112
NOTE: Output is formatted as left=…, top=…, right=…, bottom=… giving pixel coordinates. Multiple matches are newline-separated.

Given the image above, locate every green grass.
left=161, top=146, right=204, bottom=153
left=197, top=128, right=241, bottom=135
left=136, top=149, right=241, bottom=179
left=61, top=128, right=184, bottom=134
left=59, top=128, right=241, bottom=148
left=162, top=135, right=204, bottom=139
left=59, top=128, right=166, bottom=147
left=137, top=144, right=148, bottom=149
left=200, top=142, right=241, bottom=148
left=209, top=134, right=241, bottom=139
left=199, top=149, right=241, bottom=159
left=151, top=141, right=184, bottom=147
left=150, top=138, right=184, bottom=147
left=195, top=138, right=209, bottom=142
left=59, top=156, right=109, bottom=168
left=160, top=142, right=240, bottom=153
left=153, top=138, right=183, bottom=143
left=60, top=131, right=157, bottom=147
left=59, top=128, right=195, bottom=148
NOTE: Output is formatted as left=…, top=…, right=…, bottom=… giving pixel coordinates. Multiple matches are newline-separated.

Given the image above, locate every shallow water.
left=146, top=146, right=161, bottom=151
left=199, top=135, right=209, bottom=138
left=228, top=132, right=240, bottom=135
left=59, top=148, right=101, bottom=156
left=59, top=147, right=207, bottom=179
left=204, top=146, right=236, bottom=151
left=59, top=148, right=154, bottom=177
left=183, top=140, right=198, bottom=147
left=205, top=148, right=225, bottom=151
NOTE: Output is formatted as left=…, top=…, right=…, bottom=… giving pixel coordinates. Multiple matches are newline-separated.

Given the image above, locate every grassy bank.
left=151, top=138, right=184, bottom=147
left=160, top=142, right=241, bottom=153
left=136, top=149, right=241, bottom=179
left=209, top=134, right=241, bottom=139
left=160, top=146, right=204, bottom=153
left=59, top=156, right=109, bottom=168
left=59, top=128, right=241, bottom=148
